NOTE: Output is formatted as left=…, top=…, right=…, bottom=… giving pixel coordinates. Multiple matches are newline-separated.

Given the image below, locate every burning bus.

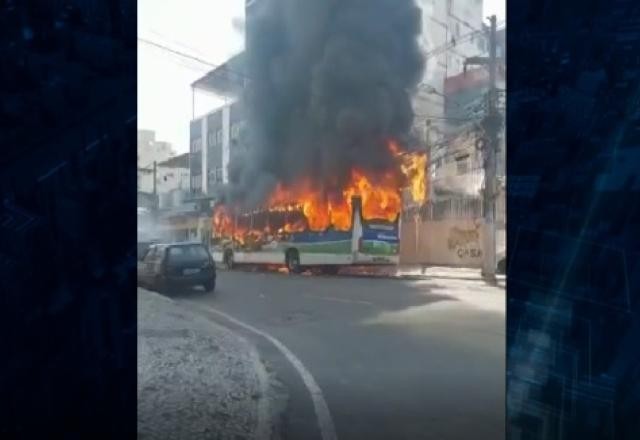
left=202, top=0, right=426, bottom=274
left=211, top=142, right=426, bottom=273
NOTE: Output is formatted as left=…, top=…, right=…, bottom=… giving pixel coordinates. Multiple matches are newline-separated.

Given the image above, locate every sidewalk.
left=138, top=289, right=282, bottom=440
left=340, top=265, right=507, bottom=286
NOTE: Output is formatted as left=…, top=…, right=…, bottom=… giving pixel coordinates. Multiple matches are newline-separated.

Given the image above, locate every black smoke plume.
left=224, top=0, right=424, bottom=207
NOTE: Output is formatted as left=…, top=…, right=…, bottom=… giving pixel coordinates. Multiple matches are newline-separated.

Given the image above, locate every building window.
left=216, top=129, right=223, bottom=144
left=192, top=138, right=202, bottom=153
left=207, top=131, right=215, bottom=147
left=209, top=167, right=222, bottom=183
left=191, top=174, right=202, bottom=191
left=231, top=123, right=240, bottom=139
left=238, top=121, right=247, bottom=140
left=207, top=167, right=224, bottom=184
left=456, top=159, right=469, bottom=175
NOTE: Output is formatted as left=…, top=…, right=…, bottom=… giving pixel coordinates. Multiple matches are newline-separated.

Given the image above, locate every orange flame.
left=213, top=205, right=232, bottom=233
left=213, top=139, right=427, bottom=242
left=388, top=139, right=427, bottom=204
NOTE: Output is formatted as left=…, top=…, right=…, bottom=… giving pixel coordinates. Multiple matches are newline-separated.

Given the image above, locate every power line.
left=147, top=29, right=216, bottom=62
left=425, top=20, right=505, bottom=59
left=138, top=37, right=219, bottom=68
left=140, top=20, right=505, bottom=87
left=138, top=37, right=252, bottom=81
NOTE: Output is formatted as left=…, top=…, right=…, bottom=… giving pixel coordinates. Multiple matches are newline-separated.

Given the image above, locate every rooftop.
left=157, top=152, right=189, bottom=168
left=192, top=52, right=246, bottom=97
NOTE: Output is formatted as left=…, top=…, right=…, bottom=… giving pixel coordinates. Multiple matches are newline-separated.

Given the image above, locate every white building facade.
left=137, top=129, right=175, bottom=169
left=138, top=153, right=190, bottom=196
left=137, top=129, right=179, bottom=193
left=189, top=100, right=245, bottom=194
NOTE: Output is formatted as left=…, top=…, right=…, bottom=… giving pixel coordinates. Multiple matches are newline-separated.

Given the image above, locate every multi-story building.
left=137, top=129, right=188, bottom=196
left=413, top=0, right=488, bottom=132
left=188, top=97, right=245, bottom=194
left=190, top=0, right=490, bottom=196
left=187, top=0, right=257, bottom=196
left=432, top=25, right=505, bottom=198
left=137, top=130, right=175, bottom=171
left=420, top=24, right=505, bottom=260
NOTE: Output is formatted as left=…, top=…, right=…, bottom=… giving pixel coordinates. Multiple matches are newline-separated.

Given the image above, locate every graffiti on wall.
left=447, top=221, right=483, bottom=259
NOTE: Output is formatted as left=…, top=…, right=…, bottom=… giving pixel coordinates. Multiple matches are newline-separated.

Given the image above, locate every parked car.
left=137, top=240, right=158, bottom=261
left=138, top=242, right=216, bottom=293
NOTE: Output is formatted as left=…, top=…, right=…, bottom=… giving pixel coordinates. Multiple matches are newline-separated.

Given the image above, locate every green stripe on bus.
left=360, top=241, right=399, bottom=255
left=295, top=241, right=352, bottom=254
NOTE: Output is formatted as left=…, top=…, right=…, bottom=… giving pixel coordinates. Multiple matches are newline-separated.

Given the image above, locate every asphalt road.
left=174, top=269, right=505, bottom=440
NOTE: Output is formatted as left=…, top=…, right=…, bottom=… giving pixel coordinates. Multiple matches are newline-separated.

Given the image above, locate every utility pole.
left=152, top=160, right=157, bottom=197
left=151, top=160, right=159, bottom=238
left=425, top=118, right=433, bottom=203
left=152, top=160, right=158, bottom=213
left=483, top=15, right=499, bottom=280
left=464, top=15, right=500, bottom=280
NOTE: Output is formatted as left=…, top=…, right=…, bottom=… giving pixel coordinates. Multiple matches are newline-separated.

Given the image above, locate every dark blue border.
left=0, top=1, right=137, bottom=436
left=507, top=1, right=640, bottom=438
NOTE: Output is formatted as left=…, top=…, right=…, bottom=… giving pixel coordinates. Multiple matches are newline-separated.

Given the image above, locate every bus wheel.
left=286, top=249, right=301, bottom=274
left=224, top=250, right=234, bottom=270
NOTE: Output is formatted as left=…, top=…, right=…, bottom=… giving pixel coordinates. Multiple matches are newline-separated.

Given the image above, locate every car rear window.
left=167, top=245, right=209, bottom=262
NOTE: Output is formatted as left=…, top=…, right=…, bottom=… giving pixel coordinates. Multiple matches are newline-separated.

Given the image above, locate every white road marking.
left=303, top=294, right=373, bottom=307
left=189, top=302, right=338, bottom=440
left=245, top=336, right=271, bottom=440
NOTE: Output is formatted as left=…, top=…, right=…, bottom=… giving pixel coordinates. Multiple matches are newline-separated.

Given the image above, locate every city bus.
left=211, top=196, right=400, bottom=273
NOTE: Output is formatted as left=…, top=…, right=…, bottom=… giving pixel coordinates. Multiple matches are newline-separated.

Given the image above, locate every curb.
left=138, top=288, right=280, bottom=440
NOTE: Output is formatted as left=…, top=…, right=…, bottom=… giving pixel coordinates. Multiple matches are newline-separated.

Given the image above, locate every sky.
left=138, top=0, right=505, bottom=154
left=484, top=0, right=506, bottom=23
left=138, top=0, right=244, bottom=153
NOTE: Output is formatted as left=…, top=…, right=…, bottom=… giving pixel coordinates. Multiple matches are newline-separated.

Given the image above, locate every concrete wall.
left=400, top=217, right=505, bottom=268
